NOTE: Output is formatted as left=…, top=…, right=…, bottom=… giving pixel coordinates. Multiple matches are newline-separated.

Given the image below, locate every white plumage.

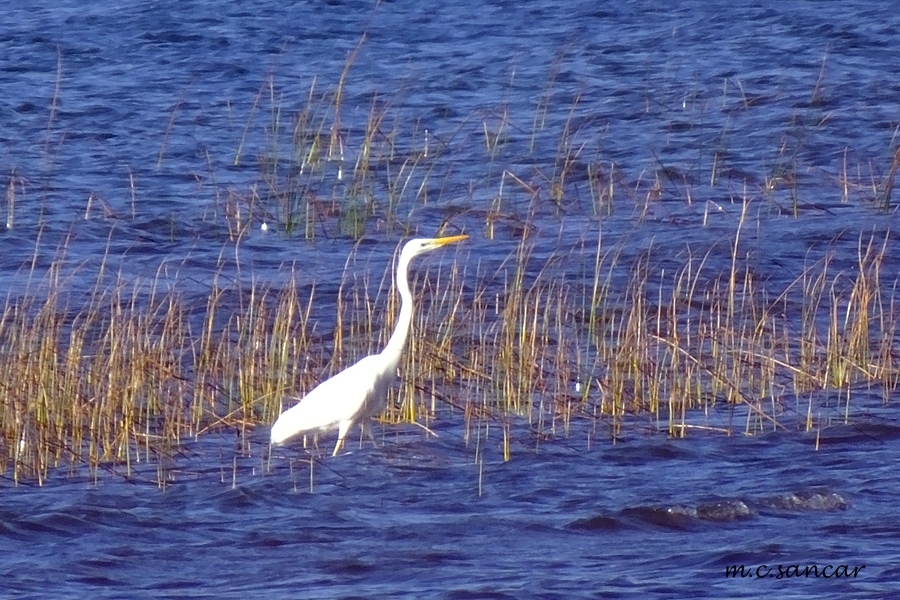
left=270, top=235, right=468, bottom=455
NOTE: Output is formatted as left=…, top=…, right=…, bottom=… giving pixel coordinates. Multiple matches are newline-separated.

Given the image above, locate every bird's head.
left=402, top=234, right=468, bottom=259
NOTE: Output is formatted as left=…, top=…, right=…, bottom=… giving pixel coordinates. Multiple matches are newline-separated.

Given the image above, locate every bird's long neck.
left=381, top=251, right=414, bottom=365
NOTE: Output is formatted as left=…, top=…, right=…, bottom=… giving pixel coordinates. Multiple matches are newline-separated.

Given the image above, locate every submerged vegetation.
left=1, top=46, right=898, bottom=485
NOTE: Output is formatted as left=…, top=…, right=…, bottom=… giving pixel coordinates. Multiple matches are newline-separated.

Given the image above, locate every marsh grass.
left=2, top=53, right=899, bottom=484
left=212, top=38, right=896, bottom=252
left=0, top=217, right=897, bottom=484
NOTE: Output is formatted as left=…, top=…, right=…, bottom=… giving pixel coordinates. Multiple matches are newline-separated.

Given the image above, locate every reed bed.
left=2, top=51, right=899, bottom=484
left=208, top=42, right=897, bottom=249
left=0, top=217, right=896, bottom=484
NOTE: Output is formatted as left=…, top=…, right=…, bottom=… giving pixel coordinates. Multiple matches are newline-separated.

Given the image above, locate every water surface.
left=0, top=0, right=898, bottom=597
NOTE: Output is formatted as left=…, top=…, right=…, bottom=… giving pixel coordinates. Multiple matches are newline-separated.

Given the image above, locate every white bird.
left=270, top=234, right=468, bottom=455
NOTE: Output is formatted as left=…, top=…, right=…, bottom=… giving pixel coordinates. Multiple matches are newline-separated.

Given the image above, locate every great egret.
left=270, top=234, right=468, bottom=455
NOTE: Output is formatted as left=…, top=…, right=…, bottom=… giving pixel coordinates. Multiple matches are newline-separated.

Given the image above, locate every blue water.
left=1, top=0, right=899, bottom=597
left=2, top=424, right=898, bottom=599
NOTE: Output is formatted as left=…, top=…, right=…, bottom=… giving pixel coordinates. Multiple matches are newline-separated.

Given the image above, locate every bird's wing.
left=275, top=354, right=389, bottom=436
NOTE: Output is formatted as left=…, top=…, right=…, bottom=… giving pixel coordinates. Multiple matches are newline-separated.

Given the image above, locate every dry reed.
left=2, top=49, right=898, bottom=484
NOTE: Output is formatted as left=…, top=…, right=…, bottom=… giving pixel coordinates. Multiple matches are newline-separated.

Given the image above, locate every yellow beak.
left=433, top=234, right=469, bottom=246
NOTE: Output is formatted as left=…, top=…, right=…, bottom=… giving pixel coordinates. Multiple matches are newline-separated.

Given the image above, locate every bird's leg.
left=333, top=420, right=353, bottom=456
left=332, top=436, right=345, bottom=457
left=361, top=420, right=377, bottom=447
